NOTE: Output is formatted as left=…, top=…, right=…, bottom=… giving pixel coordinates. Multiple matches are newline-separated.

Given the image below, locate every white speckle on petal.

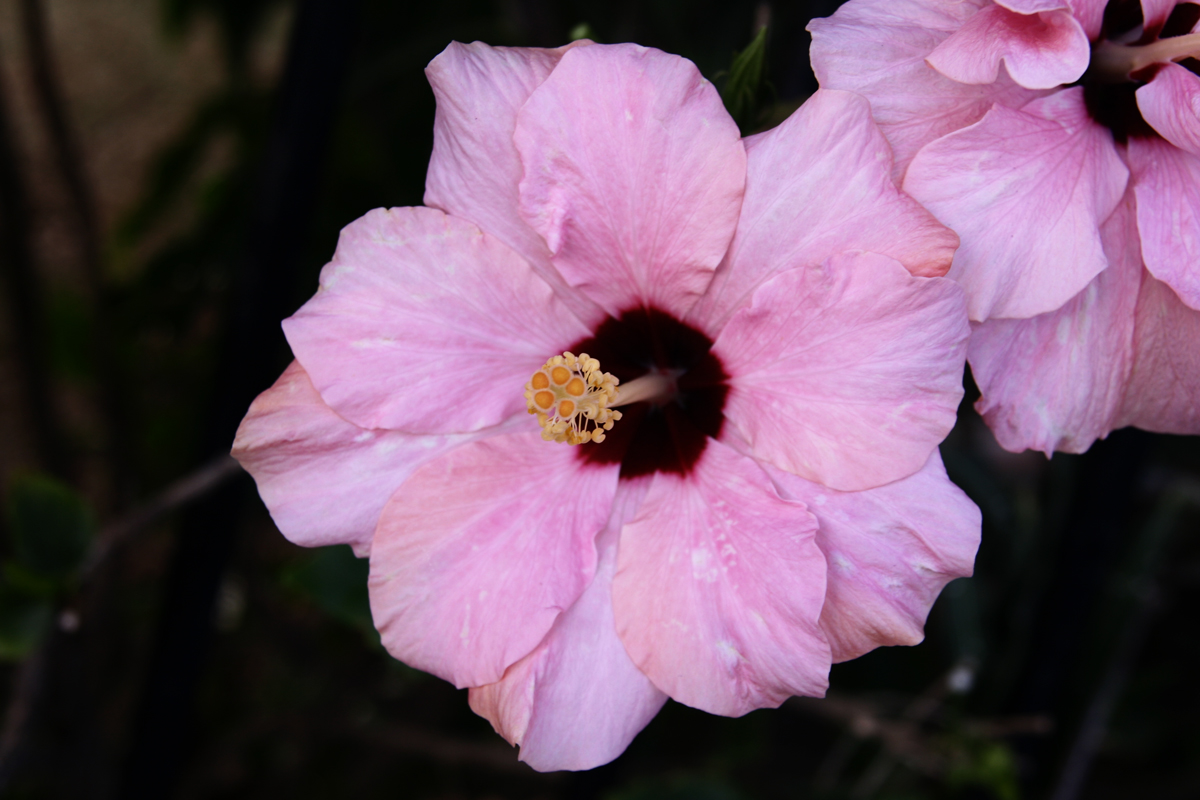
left=691, top=548, right=720, bottom=582
left=353, top=431, right=375, bottom=443
left=716, top=640, right=742, bottom=668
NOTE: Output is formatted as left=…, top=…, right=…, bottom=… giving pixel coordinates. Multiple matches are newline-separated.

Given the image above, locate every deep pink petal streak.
left=926, top=5, right=1088, bottom=90
left=368, top=432, right=620, bottom=688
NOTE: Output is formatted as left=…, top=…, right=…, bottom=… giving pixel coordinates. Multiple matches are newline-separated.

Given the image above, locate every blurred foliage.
left=5, top=472, right=93, bottom=580
left=719, top=26, right=771, bottom=133
left=279, top=545, right=374, bottom=639
left=0, top=472, right=94, bottom=660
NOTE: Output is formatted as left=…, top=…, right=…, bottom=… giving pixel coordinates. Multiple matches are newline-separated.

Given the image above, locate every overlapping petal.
left=926, top=4, right=1089, bottom=90
left=809, top=0, right=1042, bottom=178
left=1141, top=0, right=1179, bottom=33
left=612, top=439, right=830, bottom=716
left=514, top=43, right=745, bottom=319
left=423, top=40, right=604, bottom=327
left=767, top=451, right=980, bottom=663
left=1137, top=63, right=1200, bottom=157
left=714, top=251, right=968, bottom=492
left=1117, top=271, right=1200, bottom=433
left=687, top=89, right=959, bottom=337
left=368, top=433, right=620, bottom=688
left=468, top=483, right=667, bottom=772
left=232, top=361, right=470, bottom=557
left=1127, top=134, right=1200, bottom=310
left=1069, top=0, right=1107, bottom=39
left=904, top=88, right=1128, bottom=320
left=283, top=207, right=591, bottom=433
left=968, top=192, right=1141, bottom=455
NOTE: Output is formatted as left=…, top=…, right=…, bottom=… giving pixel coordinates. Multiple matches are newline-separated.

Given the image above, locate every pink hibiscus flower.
left=811, top=0, right=1200, bottom=455
left=232, top=41, right=980, bottom=771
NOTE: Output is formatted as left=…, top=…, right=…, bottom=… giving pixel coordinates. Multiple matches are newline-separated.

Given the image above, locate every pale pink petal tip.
left=283, top=206, right=590, bottom=434
left=614, top=440, right=831, bottom=718
left=768, top=451, right=980, bottom=663
left=424, top=40, right=605, bottom=328
left=368, top=433, right=620, bottom=689
left=716, top=251, right=968, bottom=493
left=515, top=42, right=745, bottom=319
left=926, top=4, right=1088, bottom=90
left=232, top=361, right=464, bottom=556
left=469, top=487, right=667, bottom=772
left=689, top=88, right=959, bottom=336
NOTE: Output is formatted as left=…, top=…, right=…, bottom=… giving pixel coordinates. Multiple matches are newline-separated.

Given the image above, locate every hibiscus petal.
left=1137, top=63, right=1200, bottom=157
left=514, top=43, right=745, bottom=319
left=283, top=206, right=591, bottom=433
left=1141, top=0, right=1178, bottom=33
left=1128, top=130, right=1200, bottom=311
left=612, top=439, right=830, bottom=716
left=926, top=5, right=1089, bottom=90
left=809, top=0, right=1043, bottom=178
left=687, top=89, right=959, bottom=338
left=1116, top=271, right=1200, bottom=434
left=904, top=88, right=1128, bottom=320
left=1069, top=0, right=1107, bottom=39
left=766, top=451, right=980, bottom=663
left=468, top=482, right=667, bottom=772
left=368, top=433, right=620, bottom=688
left=424, top=41, right=604, bottom=328
left=231, top=361, right=470, bottom=557
left=969, top=192, right=1141, bottom=455
left=714, top=252, right=968, bottom=492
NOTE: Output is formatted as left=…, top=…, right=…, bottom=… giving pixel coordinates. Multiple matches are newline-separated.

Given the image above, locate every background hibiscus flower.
left=811, top=0, right=1200, bottom=455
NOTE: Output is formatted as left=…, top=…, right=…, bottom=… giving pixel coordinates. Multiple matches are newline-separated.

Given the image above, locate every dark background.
left=0, top=0, right=1198, bottom=798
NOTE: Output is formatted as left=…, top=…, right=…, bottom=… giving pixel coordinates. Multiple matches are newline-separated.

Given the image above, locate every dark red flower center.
left=569, top=306, right=729, bottom=479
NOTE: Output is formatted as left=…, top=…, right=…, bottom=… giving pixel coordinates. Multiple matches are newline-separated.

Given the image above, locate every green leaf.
left=0, top=586, right=52, bottom=661
left=281, top=545, right=372, bottom=634
left=720, top=27, right=769, bottom=134
left=5, top=473, right=95, bottom=579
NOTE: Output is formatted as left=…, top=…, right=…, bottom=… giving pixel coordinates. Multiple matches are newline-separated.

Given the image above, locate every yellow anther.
left=525, top=351, right=622, bottom=445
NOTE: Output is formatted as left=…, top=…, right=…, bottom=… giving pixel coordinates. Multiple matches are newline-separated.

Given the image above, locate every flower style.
left=811, top=0, right=1200, bottom=455
left=232, top=41, right=980, bottom=771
